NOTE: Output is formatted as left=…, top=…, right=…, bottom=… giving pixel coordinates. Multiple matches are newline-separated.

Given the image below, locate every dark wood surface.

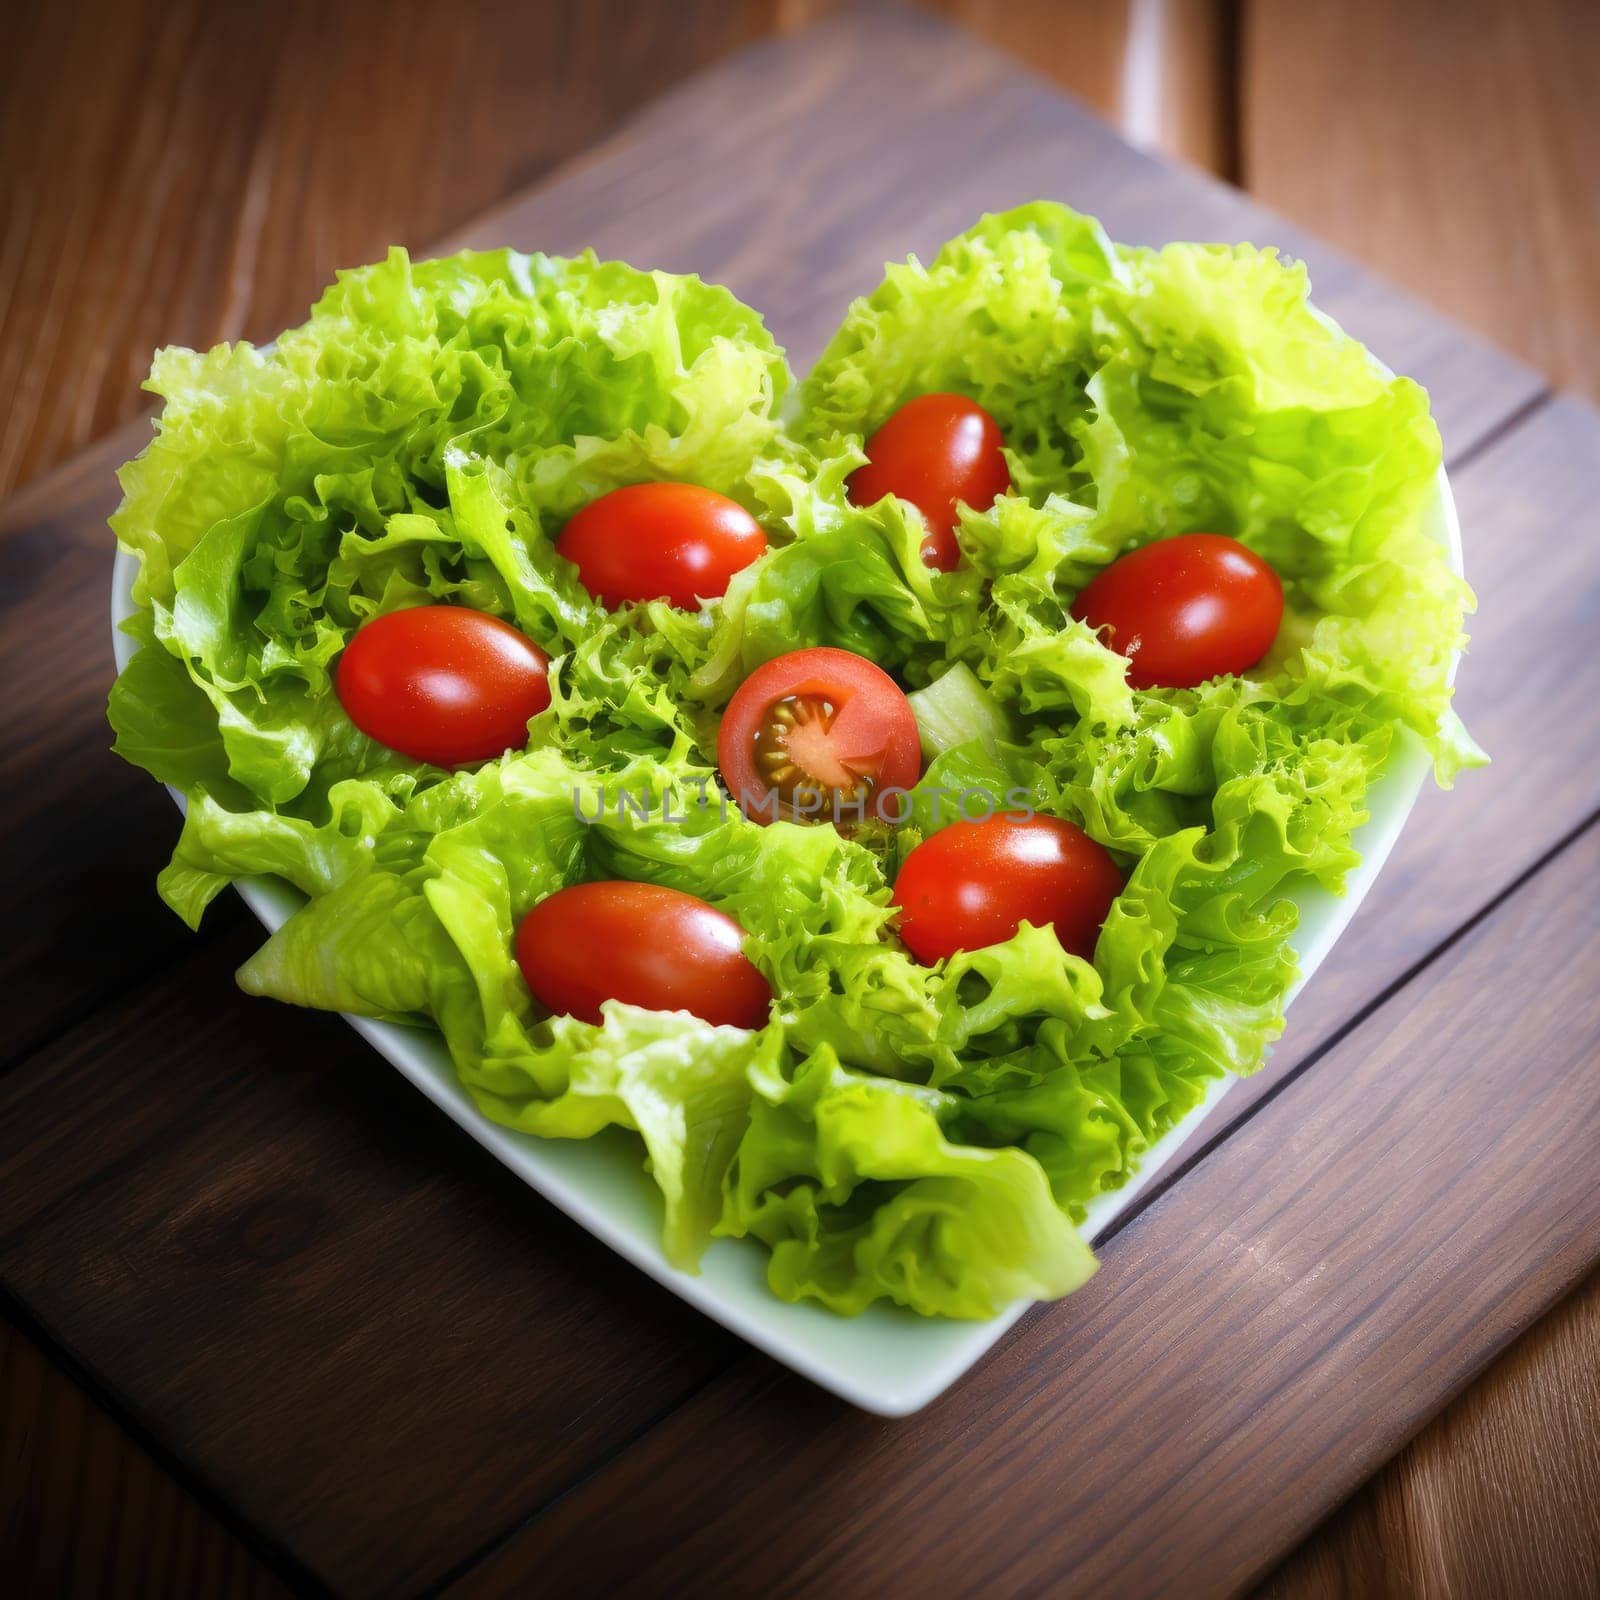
left=2, top=6, right=1596, bottom=1596
left=453, top=795, right=1600, bottom=1600
left=1, top=1320, right=290, bottom=1599
left=0, top=932, right=742, bottom=1595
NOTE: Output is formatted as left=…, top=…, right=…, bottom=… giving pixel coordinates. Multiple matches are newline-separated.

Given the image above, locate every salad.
left=109, top=204, right=1479, bottom=1319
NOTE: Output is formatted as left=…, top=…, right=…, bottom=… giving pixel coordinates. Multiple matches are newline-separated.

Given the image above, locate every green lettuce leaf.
left=108, top=212, right=1481, bottom=1321
left=720, top=1043, right=1098, bottom=1318
left=112, top=246, right=795, bottom=817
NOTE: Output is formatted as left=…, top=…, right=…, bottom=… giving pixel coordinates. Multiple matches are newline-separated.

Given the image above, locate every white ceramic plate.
left=110, top=469, right=1461, bottom=1416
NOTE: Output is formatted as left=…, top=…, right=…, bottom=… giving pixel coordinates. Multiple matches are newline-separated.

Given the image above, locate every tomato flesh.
left=847, top=393, right=1010, bottom=571
left=1070, top=532, right=1284, bottom=690
left=558, top=482, right=767, bottom=609
left=515, top=881, right=772, bottom=1029
left=336, top=605, right=551, bottom=766
left=718, top=647, right=922, bottom=824
left=892, top=812, right=1123, bottom=964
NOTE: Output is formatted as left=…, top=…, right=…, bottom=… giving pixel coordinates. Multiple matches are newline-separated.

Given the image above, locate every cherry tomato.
left=1070, top=532, right=1284, bottom=690
left=847, top=393, right=1011, bottom=571
left=336, top=605, right=551, bottom=766
left=717, top=646, right=922, bottom=825
left=892, top=812, right=1123, bottom=964
left=557, top=482, right=768, bottom=609
left=515, top=881, right=772, bottom=1029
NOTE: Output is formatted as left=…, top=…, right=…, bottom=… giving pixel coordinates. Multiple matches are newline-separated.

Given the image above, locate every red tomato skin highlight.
left=514, top=881, right=772, bottom=1029
left=557, top=482, right=767, bottom=609
left=716, top=646, right=922, bottom=824
left=336, top=606, right=550, bottom=767
left=892, top=812, right=1124, bottom=964
left=1070, top=532, right=1284, bottom=690
left=847, top=393, right=1011, bottom=571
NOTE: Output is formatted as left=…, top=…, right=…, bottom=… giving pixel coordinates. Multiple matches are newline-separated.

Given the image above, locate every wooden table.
left=4, top=5, right=1599, bottom=1595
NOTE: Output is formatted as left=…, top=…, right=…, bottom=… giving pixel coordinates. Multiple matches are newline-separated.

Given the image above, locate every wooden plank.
left=0, top=1, right=1544, bottom=1064
left=1243, top=0, right=1600, bottom=408
left=0, top=8, right=1571, bottom=1594
left=0, top=518, right=247, bottom=1066
left=881, top=1, right=1235, bottom=179
left=0, top=1319, right=290, bottom=1599
left=921, top=0, right=1135, bottom=132
left=1103, top=0, right=1237, bottom=175
left=0, top=0, right=823, bottom=500
left=1241, top=7, right=1600, bottom=1585
left=444, top=814, right=1600, bottom=1600
left=0, top=928, right=742, bottom=1598
left=1257, top=1267, right=1600, bottom=1600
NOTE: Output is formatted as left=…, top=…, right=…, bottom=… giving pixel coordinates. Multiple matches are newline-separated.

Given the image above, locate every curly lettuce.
left=109, top=214, right=1479, bottom=1320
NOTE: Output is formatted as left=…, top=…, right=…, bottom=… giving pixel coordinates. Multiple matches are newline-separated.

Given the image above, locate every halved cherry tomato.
left=892, top=812, right=1123, bottom=964
left=1070, top=532, right=1284, bottom=690
left=717, top=646, right=922, bottom=825
left=515, top=881, right=772, bottom=1029
left=847, top=393, right=1011, bottom=571
left=557, top=482, right=767, bottom=609
left=336, top=605, right=550, bottom=766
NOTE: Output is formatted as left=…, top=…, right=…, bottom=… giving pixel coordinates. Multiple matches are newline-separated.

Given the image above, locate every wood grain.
left=923, top=0, right=1133, bottom=126
left=1114, top=0, right=1238, bottom=175
left=445, top=809, right=1600, bottom=1599
left=0, top=513, right=248, bottom=1066
left=0, top=926, right=750, bottom=1597
left=1239, top=3, right=1600, bottom=1589
left=1244, top=0, right=1600, bottom=406
left=0, top=5, right=1592, bottom=1597
left=0, top=1320, right=289, bottom=1599
left=0, top=0, right=831, bottom=501
left=1257, top=1268, right=1600, bottom=1600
